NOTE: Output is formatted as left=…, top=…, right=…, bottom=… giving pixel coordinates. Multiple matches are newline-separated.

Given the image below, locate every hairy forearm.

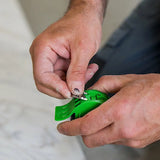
left=67, top=0, right=108, bottom=23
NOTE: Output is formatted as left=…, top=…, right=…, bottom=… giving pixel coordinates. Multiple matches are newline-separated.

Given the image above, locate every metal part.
left=72, top=92, right=87, bottom=100
left=55, top=90, right=109, bottom=121
left=80, top=96, right=87, bottom=101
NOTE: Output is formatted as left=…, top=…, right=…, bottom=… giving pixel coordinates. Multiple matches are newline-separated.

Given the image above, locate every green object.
left=55, top=90, right=109, bottom=121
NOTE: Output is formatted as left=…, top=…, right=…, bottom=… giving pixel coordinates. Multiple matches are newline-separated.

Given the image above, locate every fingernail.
left=70, top=81, right=83, bottom=95
left=74, top=88, right=80, bottom=95
left=89, top=72, right=94, bottom=76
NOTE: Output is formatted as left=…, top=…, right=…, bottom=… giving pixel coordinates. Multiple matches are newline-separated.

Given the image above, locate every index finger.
left=31, top=47, right=71, bottom=98
left=57, top=98, right=114, bottom=136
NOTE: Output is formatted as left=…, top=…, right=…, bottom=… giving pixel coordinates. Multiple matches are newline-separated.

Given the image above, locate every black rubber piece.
left=70, top=113, right=75, bottom=121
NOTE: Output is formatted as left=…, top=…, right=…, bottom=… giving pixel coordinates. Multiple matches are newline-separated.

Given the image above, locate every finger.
left=36, top=84, right=64, bottom=99
left=114, top=140, right=146, bottom=148
left=57, top=75, right=136, bottom=136
left=85, top=63, right=99, bottom=83
left=67, top=49, right=93, bottom=95
left=82, top=124, right=121, bottom=148
left=31, top=44, right=58, bottom=65
left=57, top=118, right=82, bottom=136
left=38, top=72, right=71, bottom=98
left=57, top=99, right=114, bottom=136
left=32, top=48, right=71, bottom=98
left=89, top=74, right=136, bottom=93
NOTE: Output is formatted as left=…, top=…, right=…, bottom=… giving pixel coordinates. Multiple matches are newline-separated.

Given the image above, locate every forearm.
left=67, top=0, right=108, bottom=23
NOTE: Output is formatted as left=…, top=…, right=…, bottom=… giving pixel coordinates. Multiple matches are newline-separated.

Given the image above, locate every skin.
left=57, top=74, right=160, bottom=148
left=30, top=0, right=160, bottom=149
left=30, top=0, right=107, bottom=98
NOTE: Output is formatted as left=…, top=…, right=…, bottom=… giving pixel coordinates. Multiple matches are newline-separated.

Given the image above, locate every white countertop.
left=0, top=0, right=85, bottom=159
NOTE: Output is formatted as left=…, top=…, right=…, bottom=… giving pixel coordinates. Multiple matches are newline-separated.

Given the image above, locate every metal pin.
left=80, top=95, right=87, bottom=100
left=72, top=93, right=87, bottom=100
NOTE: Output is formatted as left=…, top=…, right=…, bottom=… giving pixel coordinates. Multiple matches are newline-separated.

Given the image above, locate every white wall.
left=19, top=0, right=142, bottom=46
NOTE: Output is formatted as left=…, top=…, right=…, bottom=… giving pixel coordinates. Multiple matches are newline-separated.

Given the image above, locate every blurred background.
left=19, top=0, right=141, bottom=46
left=0, top=0, right=148, bottom=160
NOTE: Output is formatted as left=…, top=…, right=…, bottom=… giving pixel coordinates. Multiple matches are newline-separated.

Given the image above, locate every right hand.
left=30, top=8, right=102, bottom=99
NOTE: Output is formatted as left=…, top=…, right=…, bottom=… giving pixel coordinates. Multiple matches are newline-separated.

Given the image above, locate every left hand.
left=57, top=74, right=160, bottom=148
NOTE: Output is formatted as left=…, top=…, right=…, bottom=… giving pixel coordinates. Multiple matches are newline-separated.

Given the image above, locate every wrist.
left=67, top=0, right=107, bottom=24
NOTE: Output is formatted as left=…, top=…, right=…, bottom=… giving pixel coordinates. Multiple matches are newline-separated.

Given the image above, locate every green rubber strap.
left=55, top=90, right=109, bottom=121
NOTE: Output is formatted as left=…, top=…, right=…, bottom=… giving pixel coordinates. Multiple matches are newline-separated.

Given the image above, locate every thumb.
left=90, top=74, right=136, bottom=94
left=67, top=52, right=92, bottom=95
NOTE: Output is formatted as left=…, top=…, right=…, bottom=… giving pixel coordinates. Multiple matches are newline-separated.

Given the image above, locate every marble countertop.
left=0, top=0, right=85, bottom=159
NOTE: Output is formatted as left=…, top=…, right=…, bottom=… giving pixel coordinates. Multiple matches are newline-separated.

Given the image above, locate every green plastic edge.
left=55, top=90, right=109, bottom=121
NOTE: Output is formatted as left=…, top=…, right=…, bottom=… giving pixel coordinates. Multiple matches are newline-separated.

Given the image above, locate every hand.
left=29, top=7, right=102, bottom=98
left=57, top=74, right=160, bottom=148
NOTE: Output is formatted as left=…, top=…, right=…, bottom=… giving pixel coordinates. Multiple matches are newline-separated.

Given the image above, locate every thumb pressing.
left=67, top=53, right=91, bottom=95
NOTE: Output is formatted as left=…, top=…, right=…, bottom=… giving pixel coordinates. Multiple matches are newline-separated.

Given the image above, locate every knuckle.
left=99, top=76, right=107, bottom=84
left=82, top=136, right=93, bottom=148
left=120, top=129, right=130, bottom=139
left=113, top=111, right=122, bottom=121
left=36, top=74, right=50, bottom=86
left=89, top=45, right=98, bottom=55
left=100, top=137, right=109, bottom=145
left=138, top=143, right=147, bottom=149
left=36, top=84, right=44, bottom=93
left=98, top=75, right=115, bottom=84
left=36, top=79, right=50, bottom=93
left=71, top=65, right=85, bottom=76
left=127, top=141, right=143, bottom=148
left=36, top=76, right=45, bottom=85
left=30, top=36, right=49, bottom=55
left=78, top=40, right=89, bottom=51
left=77, top=40, right=98, bottom=57
left=113, top=108, right=124, bottom=120
left=113, top=101, right=129, bottom=120
left=39, top=78, right=47, bottom=86
left=78, top=39, right=85, bottom=48
left=120, top=127, right=138, bottom=139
